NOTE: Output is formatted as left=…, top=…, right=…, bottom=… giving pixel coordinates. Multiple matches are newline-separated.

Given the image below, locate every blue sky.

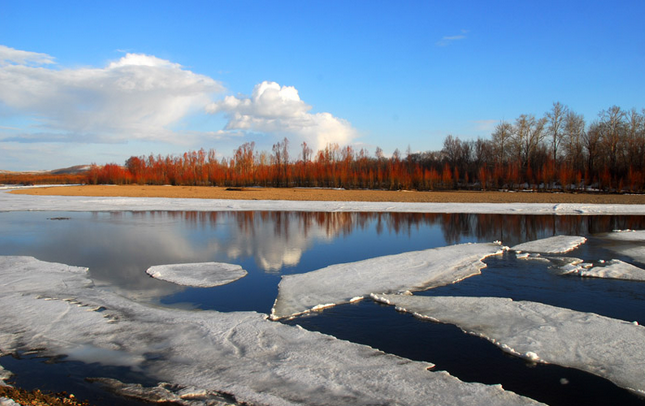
left=1, top=0, right=644, bottom=170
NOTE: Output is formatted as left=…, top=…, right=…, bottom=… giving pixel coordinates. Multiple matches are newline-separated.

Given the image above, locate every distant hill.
left=0, top=165, right=90, bottom=185
left=49, top=165, right=91, bottom=175
left=0, top=165, right=90, bottom=175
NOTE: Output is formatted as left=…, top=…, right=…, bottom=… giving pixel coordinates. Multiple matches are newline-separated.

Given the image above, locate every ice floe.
left=3, top=188, right=645, bottom=215
left=520, top=252, right=645, bottom=282
left=270, top=242, right=503, bottom=320
left=371, top=294, right=645, bottom=396
left=146, top=263, right=247, bottom=288
left=0, top=256, right=543, bottom=405
left=511, top=235, right=587, bottom=254
left=563, top=259, right=645, bottom=282
left=544, top=256, right=591, bottom=274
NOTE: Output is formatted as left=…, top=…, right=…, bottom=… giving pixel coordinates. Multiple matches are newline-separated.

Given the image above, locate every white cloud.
left=0, top=45, right=55, bottom=66
left=436, top=30, right=469, bottom=47
left=206, top=81, right=358, bottom=151
left=0, top=46, right=224, bottom=143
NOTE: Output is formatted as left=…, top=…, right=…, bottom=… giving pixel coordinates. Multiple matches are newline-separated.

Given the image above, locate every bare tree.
left=490, top=121, right=513, bottom=164
left=625, top=108, right=645, bottom=170
left=375, top=146, right=384, bottom=160
left=442, top=135, right=461, bottom=166
left=272, top=137, right=290, bottom=185
left=546, top=102, right=569, bottom=162
left=563, top=110, right=586, bottom=172
left=512, top=114, right=547, bottom=168
left=598, top=106, right=627, bottom=175
left=584, top=121, right=603, bottom=182
left=300, top=141, right=312, bottom=163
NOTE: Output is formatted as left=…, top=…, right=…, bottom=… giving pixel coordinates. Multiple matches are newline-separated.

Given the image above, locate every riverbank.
left=10, top=185, right=645, bottom=205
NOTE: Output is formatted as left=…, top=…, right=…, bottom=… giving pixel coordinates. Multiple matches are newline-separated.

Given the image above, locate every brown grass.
left=11, top=185, right=645, bottom=204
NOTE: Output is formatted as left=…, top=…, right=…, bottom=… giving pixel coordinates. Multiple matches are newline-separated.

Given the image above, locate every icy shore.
left=3, top=189, right=645, bottom=215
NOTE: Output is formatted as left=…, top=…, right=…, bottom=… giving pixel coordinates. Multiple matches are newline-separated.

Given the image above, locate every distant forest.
left=5, top=103, right=645, bottom=192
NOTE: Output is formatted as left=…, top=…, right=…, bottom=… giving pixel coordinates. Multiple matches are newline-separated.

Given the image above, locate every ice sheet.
left=567, top=259, right=645, bottom=281
left=511, top=235, right=587, bottom=254
left=3, top=189, right=645, bottom=215
left=0, top=256, right=543, bottom=405
left=372, top=294, right=645, bottom=396
left=146, top=263, right=247, bottom=287
left=271, top=242, right=503, bottom=320
left=600, top=230, right=645, bottom=265
left=604, top=230, right=645, bottom=242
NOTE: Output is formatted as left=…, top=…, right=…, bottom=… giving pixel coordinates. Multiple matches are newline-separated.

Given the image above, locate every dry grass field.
left=11, top=184, right=645, bottom=205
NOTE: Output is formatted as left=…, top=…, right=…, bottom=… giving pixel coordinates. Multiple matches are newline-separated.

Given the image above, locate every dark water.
left=1, top=211, right=644, bottom=405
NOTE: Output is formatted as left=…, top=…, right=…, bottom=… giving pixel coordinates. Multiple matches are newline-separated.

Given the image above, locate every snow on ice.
left=146, top=262, right=247, bottom=288
left=371, top=294, right=645, bottom=396
left=559, top=259, right=645, bottom=282
left=3, top=188, right=645, bottom=215
left=511, top=235, right=587, bottom=254
left=270, top=242, right=503, bottom=320
left=600, top=230, right=645, bottom=265
left=0, top=256, right=543, bottom=406
left=545, top=256, right=591, bottom=275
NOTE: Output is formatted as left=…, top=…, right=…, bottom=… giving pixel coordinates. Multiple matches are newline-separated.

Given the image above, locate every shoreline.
left=9, top=185, right=645, bottom=205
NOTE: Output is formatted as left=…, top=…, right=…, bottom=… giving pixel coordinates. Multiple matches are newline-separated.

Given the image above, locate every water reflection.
left=133, top=211, right=645, bottom=248
left=2, top=211, right=644, bottom=308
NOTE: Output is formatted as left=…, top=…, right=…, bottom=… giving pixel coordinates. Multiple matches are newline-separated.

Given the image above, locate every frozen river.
left=1, top=190, right=645, bottom=405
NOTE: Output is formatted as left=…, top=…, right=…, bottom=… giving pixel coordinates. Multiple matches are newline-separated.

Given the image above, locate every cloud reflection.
left=3, top=211, right=645, bottom=306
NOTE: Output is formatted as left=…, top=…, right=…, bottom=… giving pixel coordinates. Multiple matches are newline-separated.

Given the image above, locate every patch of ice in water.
left=570, top=259, right=645, bottom=282
left=372, top=293, right=645, bottom=397
left=511, top=235, right=587, bottom=254
left=146, top=263, right=247, bottom=288
left=271, top=242, right=503, bottom=320
left=0, top=256, right=543, bottom=406
left=605, top=230, right=645, bottom=242
left=600, top=230, right=645, bottom=265
left=545, top=257, right=592, bottom=275
left=0, top=365, right=12, bottom=386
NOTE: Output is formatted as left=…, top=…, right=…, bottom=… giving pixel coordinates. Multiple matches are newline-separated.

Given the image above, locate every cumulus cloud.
left=206, top=81, right=357, bottom=151
left=0, top=45, right=223, bottom=143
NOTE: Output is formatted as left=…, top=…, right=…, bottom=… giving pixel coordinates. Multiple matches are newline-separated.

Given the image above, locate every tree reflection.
left=146, top=211, right=645, bottom=271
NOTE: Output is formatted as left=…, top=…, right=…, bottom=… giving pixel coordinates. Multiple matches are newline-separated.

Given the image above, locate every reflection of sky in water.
left=1, top=211, right=645, bottom=314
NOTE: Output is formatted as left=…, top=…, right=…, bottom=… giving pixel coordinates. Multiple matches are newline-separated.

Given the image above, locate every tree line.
left=31, top=103, right=645, bottom=192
